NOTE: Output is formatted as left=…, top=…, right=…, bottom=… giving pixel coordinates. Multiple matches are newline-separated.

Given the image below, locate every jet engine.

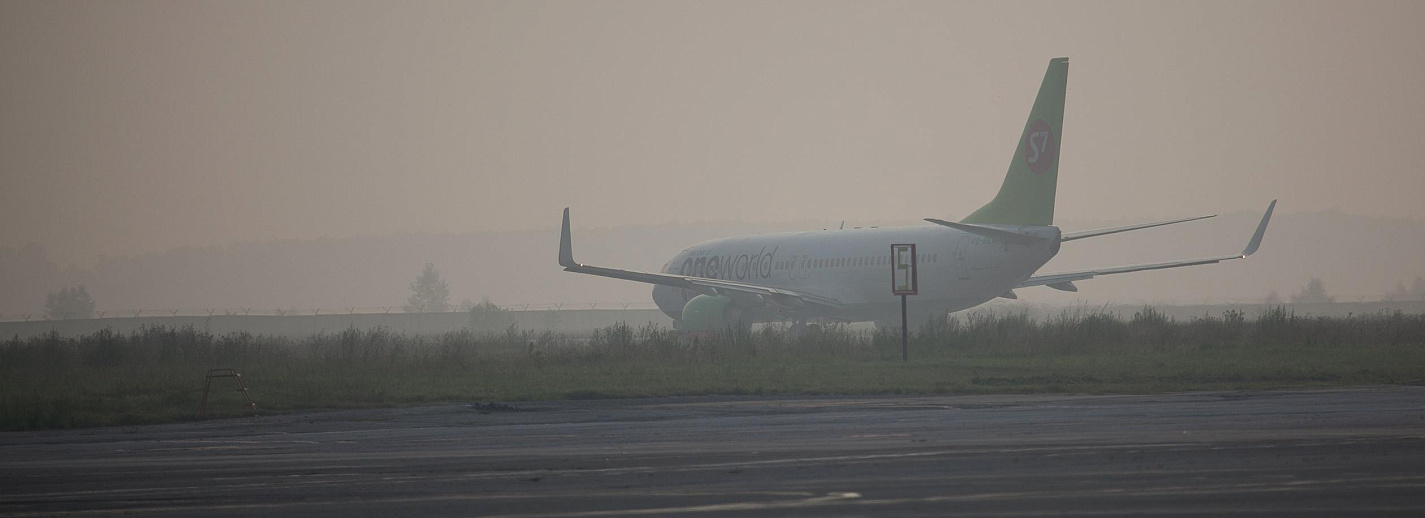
left=674, top=294, right=752, bottom=332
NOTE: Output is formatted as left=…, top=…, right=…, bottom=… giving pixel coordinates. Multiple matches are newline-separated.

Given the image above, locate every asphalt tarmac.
left=2, top=387, right=1424, bottom=517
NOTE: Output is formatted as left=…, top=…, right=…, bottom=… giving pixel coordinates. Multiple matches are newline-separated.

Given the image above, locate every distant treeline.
left=3, top=307, right=1423, bottom=431
left=5, top=307, right=1422, bottom=368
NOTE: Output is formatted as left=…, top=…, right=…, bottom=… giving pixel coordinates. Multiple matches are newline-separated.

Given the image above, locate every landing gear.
left=789, top=319, right=808, bottom=337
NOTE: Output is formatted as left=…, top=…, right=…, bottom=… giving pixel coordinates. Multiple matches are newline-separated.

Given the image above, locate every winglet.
left=559, top=208, right=578, bottom=268
left=1240, top=200, right=1276, bottom=258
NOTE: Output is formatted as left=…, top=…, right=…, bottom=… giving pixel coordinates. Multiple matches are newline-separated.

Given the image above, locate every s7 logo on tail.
left=1027, top=131, right=1050, bottom=163
left=1022, top=119, right=1056, bottom=175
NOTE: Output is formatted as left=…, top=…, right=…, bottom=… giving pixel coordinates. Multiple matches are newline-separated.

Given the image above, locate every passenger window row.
left=772, top=253, right=939, bottom=270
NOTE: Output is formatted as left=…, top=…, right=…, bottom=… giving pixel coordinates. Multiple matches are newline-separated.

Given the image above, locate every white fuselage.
left=651, top=224, right=1062, bottom=324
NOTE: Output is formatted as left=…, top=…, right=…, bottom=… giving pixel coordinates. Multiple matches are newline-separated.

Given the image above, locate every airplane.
left=558, top=57, right=1275, bottom=332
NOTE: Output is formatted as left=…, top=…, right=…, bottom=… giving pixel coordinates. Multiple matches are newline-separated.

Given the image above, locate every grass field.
left=3, top=306, right=1423, bottom=431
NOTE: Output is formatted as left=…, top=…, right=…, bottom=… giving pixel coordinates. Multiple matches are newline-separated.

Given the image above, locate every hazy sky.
left=3, top=0, right=1423, bottom=267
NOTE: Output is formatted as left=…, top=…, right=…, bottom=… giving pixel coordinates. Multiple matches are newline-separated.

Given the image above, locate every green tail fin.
left=961, top=57, right=1069, bottom=226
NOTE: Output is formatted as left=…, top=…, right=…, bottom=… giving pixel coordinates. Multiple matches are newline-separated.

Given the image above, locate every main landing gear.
left=789, top=319, right=808, bottom=337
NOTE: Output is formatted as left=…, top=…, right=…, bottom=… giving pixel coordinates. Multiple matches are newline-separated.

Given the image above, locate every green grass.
left=3, top=307, right=1423, bottom=430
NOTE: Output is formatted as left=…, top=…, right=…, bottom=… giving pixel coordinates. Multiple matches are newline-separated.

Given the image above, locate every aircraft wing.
left=559, top=209, right=843, bottom=310
left=1018, top=200, right=1275, bottom=290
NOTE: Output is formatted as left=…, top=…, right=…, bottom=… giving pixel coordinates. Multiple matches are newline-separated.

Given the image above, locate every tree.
left=468, top=297, right=512, bottom=331
left=1389, top=276, right=1425, bottom=302
left=1290, top=277, right=1334, bottom=304
left=45, top=285, right=95, bottom=319
left=1386, top=281, right=1409, bottom=302
left=1264, top=290, right=1282, bottom=305
left=404, top=262, right=450, bottom=312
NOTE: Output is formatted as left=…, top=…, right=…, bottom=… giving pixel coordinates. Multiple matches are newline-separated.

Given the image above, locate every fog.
left=3, top=210, right=1423, bottom=316
left=2, top=1, right=1423, bottom=314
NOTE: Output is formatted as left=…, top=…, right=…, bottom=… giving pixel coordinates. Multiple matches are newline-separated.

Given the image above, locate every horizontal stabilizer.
left=923, top=218, right=1048, bottom=244
left=1061, top=214, right=1215, bottom=242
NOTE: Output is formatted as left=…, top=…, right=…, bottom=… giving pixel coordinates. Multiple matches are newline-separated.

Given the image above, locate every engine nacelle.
left=674, top=294, right=751, bottom=332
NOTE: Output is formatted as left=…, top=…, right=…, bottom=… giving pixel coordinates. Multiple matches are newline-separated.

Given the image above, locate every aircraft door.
left=955, top=235, right=973, bottom=281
